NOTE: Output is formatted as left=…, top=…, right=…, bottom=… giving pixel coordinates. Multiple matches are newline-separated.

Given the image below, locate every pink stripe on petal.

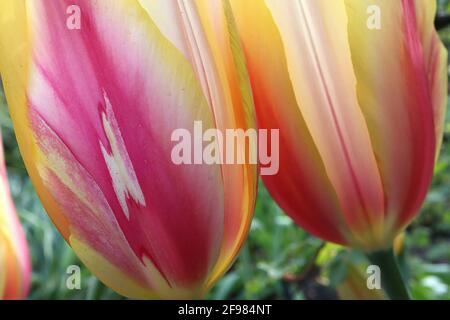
left=395, top=0, right=439, bottom=225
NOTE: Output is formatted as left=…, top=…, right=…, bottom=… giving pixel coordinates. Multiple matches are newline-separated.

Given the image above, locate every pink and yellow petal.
left=191, top=0, right=258, bottom=287
left=232, top=0, right=446, bottom=251
left=0, top=133, right=30, bottom=299
left=230, top=0, right=352, bottom=245
left=411, top=0, right=448, bottom=160
left=0, top=231, right=24, bottom=299
left=0, top=180, right=30, bottom=300
left=0, top=0, right=72, bottom=239
left=264, top=0, right=386, bottom=248
left=2, top=0, right=228, bottom=297
left=0, top=233, right=5, bottom=296
left=345, top=0, right=446, bottom=238
left=139, top=0, right=257, bottom=287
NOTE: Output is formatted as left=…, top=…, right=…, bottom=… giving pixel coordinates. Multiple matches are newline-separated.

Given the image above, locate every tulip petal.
left=345, top=0, right=447, bottom=234
left=230, top=0, right=355, bottom=245
left=412, top=0, right=448, bottom=160
left=231, top=0, right=389, bottom=248
left=0, top=235, right=5, bottom=295
left=232, top=0, right=446, bottom=251
left=0, top=231, right=25, bottom=299
left=263, top=0, right=387, bottom=248
left=137, top=0, right=191, bottom=60
left=189, top=0, right=257, bottom=287
left=0, top=132, right=30, bottom=300
left=126, top=0, right=259, bottom=290
left=142, top=0, right=257, bottom=286
left=2, top=0, right=227, bottom=297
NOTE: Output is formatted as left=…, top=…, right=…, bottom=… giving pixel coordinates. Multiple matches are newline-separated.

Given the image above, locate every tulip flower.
left=231, top=0, right=447, bottom=299
left=0, top=130, right=31, bottom=299
left=0, top=0, right=257, bottom=299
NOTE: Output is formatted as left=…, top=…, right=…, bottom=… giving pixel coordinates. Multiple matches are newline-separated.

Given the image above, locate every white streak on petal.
left=100, top=91, right=146, bottom=220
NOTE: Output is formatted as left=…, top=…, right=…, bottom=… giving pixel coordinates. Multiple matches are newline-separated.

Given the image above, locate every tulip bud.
left=0, top=131, right=31, bottom=299
left=0, top=0, right=257, bottom=299
left=230, top=0, right=447, bottom=251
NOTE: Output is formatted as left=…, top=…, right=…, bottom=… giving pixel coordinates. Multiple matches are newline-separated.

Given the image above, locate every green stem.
left=366, top=247, right=411, bottom=300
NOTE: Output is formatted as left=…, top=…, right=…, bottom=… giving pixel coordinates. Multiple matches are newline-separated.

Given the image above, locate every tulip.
left=0, top=130, right=31, bottom=299
left=231, top=0, right=447, bottom=299
left=0, top=0, right=257, bottom=299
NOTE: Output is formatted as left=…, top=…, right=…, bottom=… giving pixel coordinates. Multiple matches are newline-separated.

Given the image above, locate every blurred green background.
left=1, top=1, right=450, bottom=300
